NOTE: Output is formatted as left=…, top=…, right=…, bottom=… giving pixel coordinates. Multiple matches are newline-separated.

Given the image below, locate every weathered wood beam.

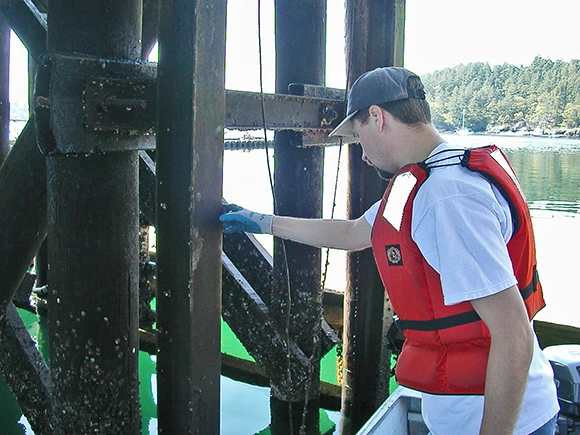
left=222, top=229, right=339, bottom=355
left=222, top=253, right=312, bottom=393
left=0, top=0, right=46, bottom=62
left=0, top=303, right=54, bottom=434
left=84, top=83, right=345, bottom=141
left=0, top=15, right=8, bottom=164
left=534, top=320, right=580, bottom=348
left=141, top=0, right=159, bottom=61
left=46, top=0, right=142, bottom=432
left=226, top=90, right=343, bottom=132
left=139, top=155, right=339, bottom=355
left=270, top=1, right=327, bottom=433
left=0, top=118, right=46, bottom=307
left=155, top=0, right=226, bottom=432
left=342, top=1, right=406, bottom=433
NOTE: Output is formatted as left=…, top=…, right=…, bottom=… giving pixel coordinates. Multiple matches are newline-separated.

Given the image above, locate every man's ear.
left=368, top=105, right=386, bottom=131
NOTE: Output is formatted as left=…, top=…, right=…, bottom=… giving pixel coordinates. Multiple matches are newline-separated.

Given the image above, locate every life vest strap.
left=520, top=266, right=540, bottom=301
left=395, top=267, right=539, bottom=332
left=395, top=310, right=481, bottom=331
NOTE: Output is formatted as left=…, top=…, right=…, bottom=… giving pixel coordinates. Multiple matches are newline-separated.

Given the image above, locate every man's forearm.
left=272, top=215, right=372, bottom=251
left=472, top=286, right=535, bottom=435
left=479, top=329, right=533, bottom=434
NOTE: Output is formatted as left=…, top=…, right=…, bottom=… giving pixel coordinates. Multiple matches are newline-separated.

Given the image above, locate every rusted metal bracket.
left=85, top=77, right=156, bottom=135
left=32, top=51, right=346, bottom=154
left=225, top=90, right=343, bottom=131
left=35, top=53, right=157, bottom=154
left=289, top=83, right=347, bottom=146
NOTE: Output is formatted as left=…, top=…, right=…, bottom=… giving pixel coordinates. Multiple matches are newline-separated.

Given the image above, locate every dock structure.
left=0, top=0, right=404, bottom=434
left=0, top=14, right=8, bottom=163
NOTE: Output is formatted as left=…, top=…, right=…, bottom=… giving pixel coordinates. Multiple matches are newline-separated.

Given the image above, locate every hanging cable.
left=256, top=2, right=348, bottom=433
left=256, top=1, right=295, bottom=433
left=332, top=6, right=355, bottom=388
left=300, top=30, right=349, bottom=435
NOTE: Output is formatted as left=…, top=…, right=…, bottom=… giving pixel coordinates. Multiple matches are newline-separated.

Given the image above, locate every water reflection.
left=529, top=201, right=580, bottom=217
left=441, top=134, right=580, bottom=327
left=442, top=134, right=580, bottom=213
left=504, top=148, right=580, bottom=211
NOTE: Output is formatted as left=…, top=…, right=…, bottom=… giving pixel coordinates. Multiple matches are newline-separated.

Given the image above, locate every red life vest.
left=371, top=145, right=545, bottom=395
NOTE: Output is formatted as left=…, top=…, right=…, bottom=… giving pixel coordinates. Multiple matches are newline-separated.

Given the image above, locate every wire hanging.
left=255, top=2, right=346, bottom=433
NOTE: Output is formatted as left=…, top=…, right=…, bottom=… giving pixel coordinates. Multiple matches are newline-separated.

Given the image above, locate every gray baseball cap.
left=329, top=67, right=425, bottom=137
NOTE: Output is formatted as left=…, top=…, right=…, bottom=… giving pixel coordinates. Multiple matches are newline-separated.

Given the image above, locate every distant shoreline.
left=438, top=126, right=580, bottom=139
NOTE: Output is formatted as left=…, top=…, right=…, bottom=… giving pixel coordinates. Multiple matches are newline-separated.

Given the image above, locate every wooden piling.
left=155, top=0, right=226, bottom=433
left=46, top=1, right=142, bottom=432
left=0, top=16, right=9, bottom=164
left=341, top=1, right=406, bottom=433
left=271, top=0, right=326, bottom=433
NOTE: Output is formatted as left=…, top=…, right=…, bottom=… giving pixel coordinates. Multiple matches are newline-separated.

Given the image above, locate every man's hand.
left=220, top=204, right=273, bottom=234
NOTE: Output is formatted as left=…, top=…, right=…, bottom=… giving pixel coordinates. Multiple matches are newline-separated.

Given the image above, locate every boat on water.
left=456, top=109, right=474, bottom=135
left=356, top=387, right=427, bottom=435
left=456, top=126, right=474, bottom=135
left=532, top=127, right=565, bottom=138
left=357, top=344, right=580, bottom=435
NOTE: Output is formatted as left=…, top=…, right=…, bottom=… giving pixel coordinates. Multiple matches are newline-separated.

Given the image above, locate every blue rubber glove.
left=220, top=204, right=273, bottom=234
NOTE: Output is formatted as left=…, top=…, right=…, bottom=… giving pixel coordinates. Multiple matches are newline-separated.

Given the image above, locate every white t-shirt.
left=364, top=143, right=559, bottom=435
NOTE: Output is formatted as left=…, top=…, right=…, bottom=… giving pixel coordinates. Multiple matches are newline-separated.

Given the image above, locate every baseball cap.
left=329, top=67, right=426, bottom=137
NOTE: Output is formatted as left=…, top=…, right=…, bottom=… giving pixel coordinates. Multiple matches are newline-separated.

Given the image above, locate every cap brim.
left=329, top=112, right=356, bottom=138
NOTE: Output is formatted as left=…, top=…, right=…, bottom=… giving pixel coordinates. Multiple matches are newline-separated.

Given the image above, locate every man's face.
left=352, top=115, right=394, bottom=173
left=350, top=105, right=409, bottom=175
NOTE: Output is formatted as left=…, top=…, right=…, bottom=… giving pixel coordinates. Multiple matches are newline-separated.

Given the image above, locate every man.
left=220, top=67, right=559, bottom=435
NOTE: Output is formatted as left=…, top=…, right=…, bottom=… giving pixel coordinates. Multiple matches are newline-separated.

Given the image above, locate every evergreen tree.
left=421, top=57, right=580, bottom=134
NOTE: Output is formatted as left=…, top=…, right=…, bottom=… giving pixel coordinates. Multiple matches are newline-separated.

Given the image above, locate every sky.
left=403, top=0, right=580, bottom=75
left=225, top=0, right=580, bottom=91
left=8, top=0, right=580, bottom=105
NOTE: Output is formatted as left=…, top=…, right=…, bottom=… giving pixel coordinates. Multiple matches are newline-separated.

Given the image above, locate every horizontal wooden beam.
left=139, top=328, right=342, bottom=410
left=225, top=89, right=343, bottom=132
left=534, top=320, right=580, bottom=348
left=84, top=79, right=345, bottom=146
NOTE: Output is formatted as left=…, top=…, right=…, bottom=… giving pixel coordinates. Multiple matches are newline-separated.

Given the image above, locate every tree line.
left=421, top=56, right=580, bottom=135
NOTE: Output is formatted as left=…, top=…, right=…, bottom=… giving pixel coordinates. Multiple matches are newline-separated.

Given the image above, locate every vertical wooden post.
left=46, top=1, right=142, bottom=432
left=0, top=16, right=9, bottom=164
left=156, top=0, right=226, bottom=433
left=341, top=1, right=406, bottom=433
left=271, top=1, right=326, bottom=434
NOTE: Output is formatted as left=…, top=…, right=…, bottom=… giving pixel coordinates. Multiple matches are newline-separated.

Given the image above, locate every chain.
left=336, top=341, right=344, bottom=385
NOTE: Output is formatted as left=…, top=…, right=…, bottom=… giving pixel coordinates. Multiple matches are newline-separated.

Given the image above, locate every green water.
left=1, top=309, right=343, bottom=435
